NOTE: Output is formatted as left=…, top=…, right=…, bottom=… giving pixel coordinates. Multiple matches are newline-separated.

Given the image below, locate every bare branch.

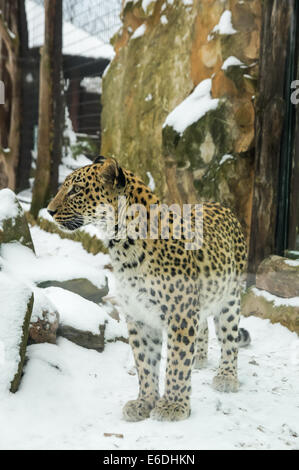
left=0, top=10, right=18, bottom=55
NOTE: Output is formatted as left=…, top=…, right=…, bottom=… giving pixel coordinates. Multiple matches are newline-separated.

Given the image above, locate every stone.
left=256, top=255, right=299, bottom=298
left=101, top=0, right=262, bottom=243
left=0, top=272, right=34, bottom=394
left=242, top=286, right=299, bottom=336
left=0, top=188, right=34, bottom=251
left=28, top=289, right=59, bottom=345
left=58, top=324, right=105, bottom=352
left=37, top=277, right=109, bottom=304
left=0, top=189, right=35, bottom=393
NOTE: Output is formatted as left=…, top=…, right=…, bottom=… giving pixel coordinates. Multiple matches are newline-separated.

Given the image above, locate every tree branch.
left=0, top=9, right=18, bottom=55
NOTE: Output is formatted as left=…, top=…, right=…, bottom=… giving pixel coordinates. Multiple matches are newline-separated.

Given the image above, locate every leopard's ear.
left=101, top=157, right=126, bottom=189
left=93, top=155, right=106, bottom=164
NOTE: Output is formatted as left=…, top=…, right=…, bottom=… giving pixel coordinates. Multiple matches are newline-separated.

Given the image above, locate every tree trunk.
left=30, top=0, right=63, bottom=218
left=16, top=0, right=31, bottom=193
left=247, top=0, right=293, bottom=282
left=0, top=0, right=21, bottom=190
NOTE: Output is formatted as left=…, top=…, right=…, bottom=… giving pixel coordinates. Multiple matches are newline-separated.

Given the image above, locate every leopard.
left=47, top=155, right=251, bottom=422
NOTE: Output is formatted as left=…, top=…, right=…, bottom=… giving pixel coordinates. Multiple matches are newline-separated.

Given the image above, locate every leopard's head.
left=47, top=156, right=126, bottom=232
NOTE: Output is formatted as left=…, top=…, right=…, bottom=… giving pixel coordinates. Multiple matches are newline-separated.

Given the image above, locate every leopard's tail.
left=238, top=327, right=251, bottom=347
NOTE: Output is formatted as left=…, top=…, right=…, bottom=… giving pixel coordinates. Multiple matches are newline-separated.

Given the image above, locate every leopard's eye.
left=68, top=185, right=81, bottom=196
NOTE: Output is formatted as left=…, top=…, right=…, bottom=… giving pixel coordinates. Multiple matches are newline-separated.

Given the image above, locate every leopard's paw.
left=193, top=355, right=208, bottom=369
left=150, top=398, right=190, bottom=422
left=122, top=398, right=153, bottom=422
left=212, top=374, right=239, bottom=393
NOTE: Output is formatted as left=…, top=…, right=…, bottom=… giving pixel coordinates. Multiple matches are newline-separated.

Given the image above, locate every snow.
left=59, top=153, right=93, bottom=183
left=212, top=10, right=237, bottom=35
left=142, top=0, right=154, bottom=11
left=0, top=316, right=299, bottom=449
left=25, top=0, right=115, bottom=60
left=0, top=240, right=107, bottom=290
left=131, top=24, right=146, bottom=40
left=45, top=287, right=109, bottom=334
left=252, top=287, right=299, bottom=308
left=163, top=79, right=219, bottom=135
left=0, top=272, right=32, bottom=394
left=31, top=288, right=58, bottom=324
left=288, top=251, right=299, bottom=257
left=146, top=171, right=156, bottom=191
left=44, top=287, right=127, bottom=341
left=219, top=154, right=234, bottom=165
left=80, top=77, right=102, bottom=94
left=0, top=188, right=21, bottom=230
left=1, top=185, right=299, bottom=448
left=285, top=259, right=299, bottom=267
left=222, top=56, right=245, bottom=71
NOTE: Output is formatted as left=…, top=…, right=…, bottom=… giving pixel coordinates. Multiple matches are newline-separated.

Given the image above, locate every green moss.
left=10, top=293, right=34, bottom=393
left=37, top=217, right=108, bottom=255
left=163, top=99, right=232, bottom=175
left=26, top=212, right=107, bottom=255
left=0, top=198, right=35, bottom=252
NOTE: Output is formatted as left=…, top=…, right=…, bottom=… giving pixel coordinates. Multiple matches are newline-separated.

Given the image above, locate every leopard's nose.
left=47, top=209, right=57, bottom=217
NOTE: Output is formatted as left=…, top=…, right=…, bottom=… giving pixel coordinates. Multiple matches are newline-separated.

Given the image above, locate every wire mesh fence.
left=26, top=0, right=121, bottom=138
left=0, top=0, right=122, bottom=192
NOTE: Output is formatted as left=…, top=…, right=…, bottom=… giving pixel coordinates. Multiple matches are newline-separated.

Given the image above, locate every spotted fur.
left=48, top=156, right=250, bottom=422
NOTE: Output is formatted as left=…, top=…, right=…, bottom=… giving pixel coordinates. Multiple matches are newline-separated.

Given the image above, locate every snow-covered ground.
left=1, top=223, right=299, bottom=450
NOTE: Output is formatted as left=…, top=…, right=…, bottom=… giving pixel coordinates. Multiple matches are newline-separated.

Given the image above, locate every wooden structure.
left=248, top=0, right=299, bottom=282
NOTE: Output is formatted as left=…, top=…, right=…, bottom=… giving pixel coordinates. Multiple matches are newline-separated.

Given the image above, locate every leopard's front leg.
left=123, top=320, right=162, bottom=422
left=150, top=307, right=198, bottom=422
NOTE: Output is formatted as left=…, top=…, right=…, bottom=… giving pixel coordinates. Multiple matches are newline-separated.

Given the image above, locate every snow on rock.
left=0, top=188, right=21, bottom=230
left=0, top=189, right=35, bottom=251
left=131, top=24, right=146, bottom=40
left=44, top=287, right=109, bottom=334
left=146, top=171, right=156, bottom=191
left=222, top=56, right=245, bottom=71
left=0, top=241, right=107, bottom=290
left=44, top=286, right=127, bottom=344
left=0, top=272, right=33, bottom=394
left=30, top=225, right=110, bottom=274
left=163, top=79, right=219, bottom=135
left=212, top=10, right=237, bottom=35
left=219, top=154, right=234, bottom=165
left=285, top=259, right=299, bottom=267
left=29, top=288, right=59, bottom=345
left=252, top=287, right=299, bottom=308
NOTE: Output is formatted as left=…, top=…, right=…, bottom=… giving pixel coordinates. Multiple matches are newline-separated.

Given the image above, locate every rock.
left=256, top=255, right=299, bottom=298
left=242, top=286, right=299, bottom=335
left=0, top=189, right=35, bottom=393
left=28, top=289, right=59, bottom=345
left=37, top=277, right=109, bottom=304
left=0, top=272, right=34, bottom=394
left=58, top=324, right=105, bottom=352
left=44, top=286, right=128, bottom=351
left=101, top=0, right=261, bottom=242
left=0, top=188, right=34, bottom=251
